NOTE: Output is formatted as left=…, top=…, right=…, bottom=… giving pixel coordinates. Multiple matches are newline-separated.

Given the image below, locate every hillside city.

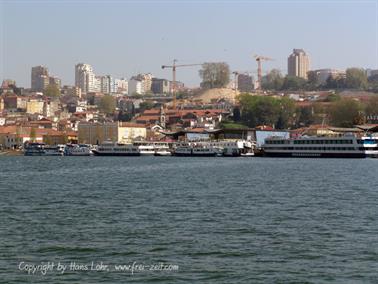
left=1, top=48, right=378, bottom=152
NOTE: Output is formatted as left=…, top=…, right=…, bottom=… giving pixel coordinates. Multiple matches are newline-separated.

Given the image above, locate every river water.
left=0, top=157, right=377, bottom=283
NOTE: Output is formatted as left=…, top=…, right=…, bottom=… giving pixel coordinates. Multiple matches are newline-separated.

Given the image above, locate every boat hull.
left=154, top=152, right=171, bottom=156
left=173, top=153, right=217, bottom=157
left=263, top=152, right=368, bottom=158
left=92, top=151, right=140, bottom=156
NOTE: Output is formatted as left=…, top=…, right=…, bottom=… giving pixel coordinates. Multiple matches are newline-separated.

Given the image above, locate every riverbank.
left=0, top=150, right=23, bottom=156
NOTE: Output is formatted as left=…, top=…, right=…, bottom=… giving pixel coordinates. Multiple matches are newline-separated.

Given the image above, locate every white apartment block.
left=75, top=63, right=96, bottom=94
left=128, top=79, right=144, bottom=95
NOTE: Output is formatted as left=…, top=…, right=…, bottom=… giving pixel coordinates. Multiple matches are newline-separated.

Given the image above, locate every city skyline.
left=1, top=0, right=377, bottom=88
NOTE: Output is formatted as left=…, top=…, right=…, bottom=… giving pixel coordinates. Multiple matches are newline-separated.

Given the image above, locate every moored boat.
left=133, top=141, right=172, bottom=156
left=262, top=135, right=378, bottom=158
left=24, top=142, right=64, bottom=156
left=92, top=141, right=140, bottom=156
left=65, top=144, right=92, bottom=156
left=173, top=143, right=218, bottom=157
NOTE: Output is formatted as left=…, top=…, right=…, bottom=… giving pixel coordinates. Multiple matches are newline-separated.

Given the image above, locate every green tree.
left=281, top=76, right=306, bottom=91
left=345, top=68, right=368, bottom=89
left=325, top=75, right=346, bottom=89
left=276, top=97, right=296, bottom=129
left=368, top=74, right=378, bottom=92
left=199, top=62, right=230, bottom=89
left=118, top=110, right=133, bottom=121
left=364, top=96, right=378, bottom=116
left=296, top=106, right=315, bottom=127
left=233, top=106, right=241, bottom=122
left=139, top=101, right=154, bottom=112
left=261, top=69, right=284, bottom=90
left=30, top=127, right=36, bottom=142
left=98, top=95, right=116, bottom=115
left=306, top=71, right=319, bottom=90
left=44, top=84, right=60, bottom=98
left=329, top=98, right=362, bottom=127
left=238, top=94, right=295, bottom=128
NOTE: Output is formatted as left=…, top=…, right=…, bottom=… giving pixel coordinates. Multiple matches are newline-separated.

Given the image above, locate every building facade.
left=31, top=66, right=49, bottom=92
left=128, top=79, right=143, bottom=95
left=49, top=76, right=61, bottom=89
left=115, top=78, right=128, bottom=94
left=75, top=63, right=96, bottom=94
left=288, top=49, right=310, bottom=79
left=313, top=69, right=346, bottom=85
left=97, top=75, right=116, bottom=94
left=26, top=99, right=44, bottom=114
left=237, top=73, right=254, bottom=92
left=78, top=122, right=147, bottom=144
left=152, top=78, right=170, bottom=94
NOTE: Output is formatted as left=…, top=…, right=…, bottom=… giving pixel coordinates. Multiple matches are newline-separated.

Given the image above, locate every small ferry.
left=154, top=146, right=171, bottom=156
left=44, top=145, right=65, bottom=156
left=173, top=143, right=219, bottom=157
left=24, top=143, right=64, bottom=156
left=262, top=135, right=378, bottom=158
left=133, top=141, right=172, bottom=156
left=92, top=141, right=140, bottom=156
left=65, top=144, right=92, bottom=156
left=24, top=142, right=45, bottom=156
left=207, top=140, right=255, bottom=157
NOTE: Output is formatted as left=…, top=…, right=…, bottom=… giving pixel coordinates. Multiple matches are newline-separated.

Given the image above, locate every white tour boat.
left=92, top=141, right=140, bottom=156
left=262, top=135, right=378, bottom=158
left=65, top=144, right=92, bottom=156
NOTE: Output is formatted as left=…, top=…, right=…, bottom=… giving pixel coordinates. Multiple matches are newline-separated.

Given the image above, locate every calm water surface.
left=0, top=157, right=377, bottom=283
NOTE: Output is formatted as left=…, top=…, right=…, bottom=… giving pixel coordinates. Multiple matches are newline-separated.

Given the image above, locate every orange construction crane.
left=162, top=59, right=202, bottom=109
left=254, top=55, right=273, bottom=90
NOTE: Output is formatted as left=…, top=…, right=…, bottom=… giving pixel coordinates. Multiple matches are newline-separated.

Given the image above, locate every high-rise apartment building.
left=115, top=78, right=128, bottom=94
left=128, top=79, right=143, bottom=95
left=152, top=78, right=170, bottom=94
left=49, top=76, right=61, bottom=89
left=237, top=73, right=254, bottom=92
left=288, top=49, right=310, bottom=79
left=132, top=73, right=153, bottom=93
left=75, top=63, right=96, bottom=94
left=31, top=66, right=49, bottom=91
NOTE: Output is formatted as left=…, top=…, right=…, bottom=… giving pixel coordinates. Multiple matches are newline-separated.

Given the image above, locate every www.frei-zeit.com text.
left=18, top=261, right=179, bottom=275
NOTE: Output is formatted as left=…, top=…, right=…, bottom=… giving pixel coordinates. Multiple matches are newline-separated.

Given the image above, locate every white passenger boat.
left=92, top=141, right=140, bottom=156
left=262, top=135, right=378, bottom=158
left=65, top=144, right=92, bottom=156
left=133, top=141, right=172, bottom=156
left=24, top=143, right=64, bottom=156
left=205, top=140, right=256, bottom=157
left=24, top=142, right=46, bottom=156
left=173, top=143, right=218, bottom=157
left=44, top=145, right=65, bottom=156
left=154, top=146, right=171, bottom=156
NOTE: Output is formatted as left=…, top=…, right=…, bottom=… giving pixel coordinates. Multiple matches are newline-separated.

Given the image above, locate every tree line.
left=262, top=68, right=378, bottom=92
left=234, top=93, right=378, bottom=129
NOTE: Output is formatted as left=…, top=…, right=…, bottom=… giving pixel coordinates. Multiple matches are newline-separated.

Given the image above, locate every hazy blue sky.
left=1, top=0, right=377, bottom=88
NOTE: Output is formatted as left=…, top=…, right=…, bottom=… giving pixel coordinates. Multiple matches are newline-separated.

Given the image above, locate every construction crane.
left=161, top=59, right=202, bottom=109
left=254, top=55, right=273, bottom=90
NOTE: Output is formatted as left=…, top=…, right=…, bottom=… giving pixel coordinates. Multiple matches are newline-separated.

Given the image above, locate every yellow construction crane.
left=254, top=55, right=273, bottom=90
left=161, top=59, right=202, bottom=109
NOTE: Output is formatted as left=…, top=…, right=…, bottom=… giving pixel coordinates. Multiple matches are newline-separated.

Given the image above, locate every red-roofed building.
left=137, top=107, right=229, bottom=129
